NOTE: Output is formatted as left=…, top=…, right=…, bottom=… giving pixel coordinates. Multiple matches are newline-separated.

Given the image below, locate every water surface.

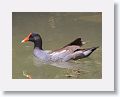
left=12, top=12, right=102, bottom=79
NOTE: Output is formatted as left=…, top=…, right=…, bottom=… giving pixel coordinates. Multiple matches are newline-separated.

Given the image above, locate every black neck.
left=34, top=39, right=43, bottom=50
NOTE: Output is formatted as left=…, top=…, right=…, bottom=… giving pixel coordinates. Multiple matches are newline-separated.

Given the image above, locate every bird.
left=21, top=32, right=98, bottom=62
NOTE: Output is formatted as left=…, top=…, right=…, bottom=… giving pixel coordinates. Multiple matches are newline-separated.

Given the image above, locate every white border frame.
left=0, top=0, right=114, bottom=91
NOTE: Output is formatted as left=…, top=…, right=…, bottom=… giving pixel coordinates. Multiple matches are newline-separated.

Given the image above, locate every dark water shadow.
left=33, top=56, right=94, bottom=70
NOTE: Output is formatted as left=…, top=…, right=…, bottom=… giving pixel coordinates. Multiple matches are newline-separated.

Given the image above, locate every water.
left=12, top=12, right=102, bottom=79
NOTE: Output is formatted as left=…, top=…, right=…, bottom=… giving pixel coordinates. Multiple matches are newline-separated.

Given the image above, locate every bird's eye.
left=29, top=34, right=33, bottom=38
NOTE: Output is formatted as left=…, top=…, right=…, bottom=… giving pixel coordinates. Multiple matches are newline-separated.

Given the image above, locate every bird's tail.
left=89, top=46, right=99, bottom=51
left=70, top=46, right=99, bottom=60
left=83, top=46, right=99, bottom=57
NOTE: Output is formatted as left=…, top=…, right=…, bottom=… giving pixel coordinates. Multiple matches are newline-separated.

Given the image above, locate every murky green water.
left=12, top=12, right=102, bottom=79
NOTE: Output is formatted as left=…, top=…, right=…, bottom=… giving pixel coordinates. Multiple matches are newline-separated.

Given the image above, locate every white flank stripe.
left=50, top=50, right=67, bottom=56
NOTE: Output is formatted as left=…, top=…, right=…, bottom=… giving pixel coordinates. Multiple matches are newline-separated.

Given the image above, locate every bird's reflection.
left=33, top=56, right=86, bottom=69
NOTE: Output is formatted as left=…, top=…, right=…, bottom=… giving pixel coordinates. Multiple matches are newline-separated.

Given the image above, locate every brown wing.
left=63, top=38, right=83, bottom=47
left=51, top=45, right=81, bottom=53
left=51, top=38, right=84, bottom=53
